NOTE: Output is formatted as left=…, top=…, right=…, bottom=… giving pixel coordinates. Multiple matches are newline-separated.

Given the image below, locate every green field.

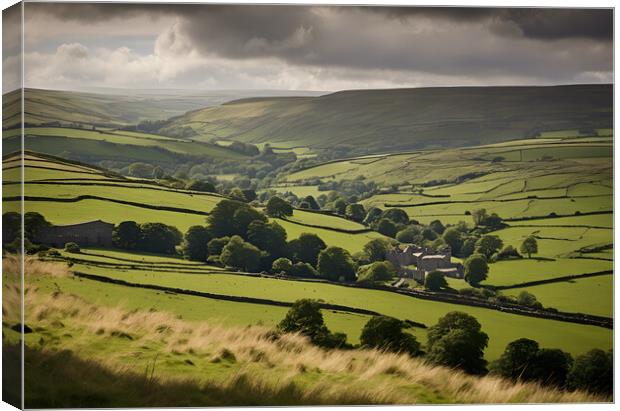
left=505, top=275, right=613, bottom=318
left=60, top=260, right=612, bottom=360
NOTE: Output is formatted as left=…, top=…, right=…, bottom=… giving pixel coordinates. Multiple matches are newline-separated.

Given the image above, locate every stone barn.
left=34, top=220, right=114, bottom=248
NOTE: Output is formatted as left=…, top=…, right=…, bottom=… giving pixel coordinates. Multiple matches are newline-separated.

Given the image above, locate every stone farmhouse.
left=386, top=244, right=463, bottom=282
left=34, top=220, right=114, bottom=248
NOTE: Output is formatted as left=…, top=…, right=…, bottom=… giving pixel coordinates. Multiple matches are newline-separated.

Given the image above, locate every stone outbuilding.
left=34, top=220, right=114, bottom=248
left=386, top=244, right=463, bottom=282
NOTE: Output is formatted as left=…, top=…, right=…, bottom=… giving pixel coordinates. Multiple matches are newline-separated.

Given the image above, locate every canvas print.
left=1, top=2, right=614, bottom=408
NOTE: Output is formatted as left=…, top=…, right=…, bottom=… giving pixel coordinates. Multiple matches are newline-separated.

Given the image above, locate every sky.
left=2, top=3, right=614, bottom=93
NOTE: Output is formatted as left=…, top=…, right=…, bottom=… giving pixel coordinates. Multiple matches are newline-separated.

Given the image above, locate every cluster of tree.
left=457, top=287, right=545, bottom=310
left=228, top=141, right=260, bottom=156
left=113, top=221, right=182, bottom=254
left=3, top=212, right=53, bottom=254
left=491, top=338, right=613, bottom=395
left=119, top=119, right=172, bottom=134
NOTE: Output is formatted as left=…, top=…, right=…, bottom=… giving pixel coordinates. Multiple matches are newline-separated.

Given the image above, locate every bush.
left=360, top=316, right=421, bottom=357
left=220, top=235, right=262, bottom=272
left=516, top=291, right=543, bottom=309
left=376, top=218, right=398, bottom=238
left=363, top=238, right=391, bottom=262
left=207, top=236, right=230, bottom=256
left=289, top=262, right=319, bottom=278
left=64, top=242, right=80, bottom=253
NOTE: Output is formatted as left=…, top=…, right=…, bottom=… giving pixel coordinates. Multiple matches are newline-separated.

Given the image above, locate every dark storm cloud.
left=24, top=3, right=613, bottom=87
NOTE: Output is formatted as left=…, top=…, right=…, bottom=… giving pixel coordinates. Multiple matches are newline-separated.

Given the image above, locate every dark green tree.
left=490, top=338, right=540, bottom=381
left=474, top=235, right=503, bottom=259
left=139, top=223, right=182, bottom=254
left=113, top=221, right=142, bottom=250
left=464, top=254, right=489, bottom=286
left=186, top=180, right=216, bottom=193
left=3, top=212, right=21, bottom=244
left=182, top=225, right=212, bottom=261
left=360, top=316, right=421, bottom=356
left=380, top=208, right=409, bottom=225
left=363, top=238, right=391, bottom=262
left=272, top=257, right=293, bottom=275
left=427, top=311, right=489, bottom=375
left=303, top=195, right=320, bottom=210
left=247, top=220, right=287, bottom=258
left=520, top=236, right=538, bottom=259
left=376, top=218, right=398, bottom=238
left=288, top=233, right=326, bottom=266
left=220, top=235, right=262, bottom=271
left=289, top=262, right=319, bottom=278
left=363, top=207, right=383, bottom=225
left=424, top=270, right=448, bottom=291
left=24, top=212, right=51, bottom=240
left=317, top=246, right=357, bottom=282
left=345, top=204, right=366, bottom=222
left=429, top=219, right=446, bottom=235
left=265, top=196, right=293, bottom=218
left=278, top=299, right=347, bottom=348
left=442, top=228, right=463, bottom=255
left=207, top=236, right=230, bottom=256
left=529, top=348, right=573, bottom=388
left=567, top=349, right=613, bottom=395
left=356, top=261, right=397, bottom=284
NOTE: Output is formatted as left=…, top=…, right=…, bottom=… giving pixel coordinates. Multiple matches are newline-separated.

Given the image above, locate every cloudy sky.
left=2, top=3, right=614, bottom=93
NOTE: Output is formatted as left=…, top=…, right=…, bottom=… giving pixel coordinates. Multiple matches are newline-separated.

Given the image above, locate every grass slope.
left=167, top=85, right=612, bottom=152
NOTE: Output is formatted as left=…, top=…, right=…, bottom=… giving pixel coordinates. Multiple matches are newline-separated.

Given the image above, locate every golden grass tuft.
left=5, top=255, right=611, bottom=405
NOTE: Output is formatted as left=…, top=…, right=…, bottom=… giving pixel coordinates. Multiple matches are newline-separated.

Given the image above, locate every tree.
left=360, top=316, right=421, bottom=357
left=207, top=236, right=230, bottom=256
left=429, top=219, right=446, bottom=235
left=464, top=254, right=489, bottom=286
left=303, top=195, right=320, bottom=210
left=427, top=311, right=489, bottom=375
left=529, top=348, right=573, bottom=388
left=567, top=349, right=613, bottom=395
left=356, top=261, right=397, bottom=284
left=247, top=220, right=287, bottom=258
left=3, top=212, right=21, bottom=244
left=186, top=180, right=216, bottom=193
left=424, top=270, right=448, bottom=291
left=152, top=166, right=165, bottom=179
left=278, top=299, right=347, bottom=348
left=265, top=196, right=293, bottom=218
left=289, top=262, right=319, bottom=278
left=272, top=257, right=293, bottom=275
left=182, top=226, right=212, bottom=261
left=460, top=237, right=478, bottom=258
left=520, top=236, right=538, bottom=259
left=472, top=209, right=488, bottom=226
left=24, top=212, right=51, bottom=240
left=364, top=207, right=383, bottom=225
left=395, top=226, right=421, bottom=243
left=208, top=199, right=260, bottom=237
left=491, top=338, right=540, bottom=381
left=376, top=218, right=398, bottom=238
left=474, top=235, right=503, bottom=259
left=139, top=223, right=182, bottom=254
left=380, top=208, right=409, bottom=225
left=317, top=246, right=357, bottom=282
left=363, top=238, right=391, bottom=262
left=345, top=204, right=366, bottom=222
left=220, top=235, right=262, bottom=271
left=442, top=228, right=463, bottom=255
left=288, top=233, right=326, bottom=266
left=113, top=221, right=142, bottom=250
left=128, top=162, right=155, bottom=178
left=332, top=199, right=348, bottom=215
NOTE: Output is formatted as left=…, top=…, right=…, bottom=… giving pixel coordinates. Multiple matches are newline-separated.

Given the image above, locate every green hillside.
left=165, top=85, right=612, bottom=154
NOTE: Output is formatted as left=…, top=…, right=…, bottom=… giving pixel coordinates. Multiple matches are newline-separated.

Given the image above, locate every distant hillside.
left=166, top=85, right=612, bottom=153
left=2, top=88, right=324, bottom=129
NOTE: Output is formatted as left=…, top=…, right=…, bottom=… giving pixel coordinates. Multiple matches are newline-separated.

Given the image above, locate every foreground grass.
left=4, top=256, right=607, bottom=406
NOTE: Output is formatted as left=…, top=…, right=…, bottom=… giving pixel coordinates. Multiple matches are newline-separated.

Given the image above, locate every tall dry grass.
left=5, top=255, right=609, bottom=405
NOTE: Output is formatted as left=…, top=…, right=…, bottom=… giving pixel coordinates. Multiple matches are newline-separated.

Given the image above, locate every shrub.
left=356, top=261, right=397, bottom=284
left=64, top=242, right=80, bottom=253
left=360, top=316, right=421, bottom=357
left=289, top=262, right=319, bottom=278
left=207, top=236, right=230, bottom=256
left=220, top=235, right=262, bottom=272
left=516, top=291, right=543, bottom=309
left=363, top=238, right=391, bottom=262
left=376, top=218, right=398, bottom=238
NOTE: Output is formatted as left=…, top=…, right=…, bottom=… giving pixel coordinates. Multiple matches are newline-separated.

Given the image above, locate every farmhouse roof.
left=422, top=255, right=446, bottom=260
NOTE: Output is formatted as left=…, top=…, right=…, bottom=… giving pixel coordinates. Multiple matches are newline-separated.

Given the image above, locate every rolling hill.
left=164, top=84, right=612, bottom=154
